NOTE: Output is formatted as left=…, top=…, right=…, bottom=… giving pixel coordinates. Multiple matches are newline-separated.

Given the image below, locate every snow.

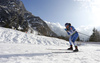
left=0, top=27, right=100, bottom=63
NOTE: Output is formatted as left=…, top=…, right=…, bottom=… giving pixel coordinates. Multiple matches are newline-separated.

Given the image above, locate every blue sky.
left=21, top=0, right=100, bottom=28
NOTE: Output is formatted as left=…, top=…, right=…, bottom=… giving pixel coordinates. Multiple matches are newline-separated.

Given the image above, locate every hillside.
left=0, top=0, right=57, bottom=37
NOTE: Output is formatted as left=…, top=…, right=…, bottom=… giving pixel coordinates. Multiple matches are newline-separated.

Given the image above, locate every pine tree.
left=89, top=28, right=100, bottom=42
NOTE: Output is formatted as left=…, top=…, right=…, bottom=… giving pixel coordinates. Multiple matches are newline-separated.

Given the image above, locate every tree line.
left=89, top=28, right=100, bottom=42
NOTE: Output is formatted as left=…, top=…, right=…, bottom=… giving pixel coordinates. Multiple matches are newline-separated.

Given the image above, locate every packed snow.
left=0, top=27, right=100, bottom=63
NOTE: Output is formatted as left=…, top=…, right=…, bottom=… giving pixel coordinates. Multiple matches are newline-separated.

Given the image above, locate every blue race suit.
left=65, top=26, right=79, bottom=46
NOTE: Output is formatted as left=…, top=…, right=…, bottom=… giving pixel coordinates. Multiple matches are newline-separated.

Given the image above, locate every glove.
left=65, top=28, right=70, bottom=35
left=67, top=32, right=70, bottom=35
left=65, top=28, right=67, bottom=31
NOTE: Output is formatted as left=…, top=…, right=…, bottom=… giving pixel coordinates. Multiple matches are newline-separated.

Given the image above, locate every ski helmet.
left=65, top=23, right=71, bottom=27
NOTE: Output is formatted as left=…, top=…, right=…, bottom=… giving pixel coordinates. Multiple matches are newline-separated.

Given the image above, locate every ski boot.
left=73, top=46, right=79, bottom=52
left=67, top=45, right=73, bottom=50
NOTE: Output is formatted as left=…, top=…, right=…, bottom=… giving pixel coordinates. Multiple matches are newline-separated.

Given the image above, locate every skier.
left=65, top=23, right=79, bottom=52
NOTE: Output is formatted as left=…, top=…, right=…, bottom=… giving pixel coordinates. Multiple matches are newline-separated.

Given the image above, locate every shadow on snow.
left=0, top=53, right=51, bottom=58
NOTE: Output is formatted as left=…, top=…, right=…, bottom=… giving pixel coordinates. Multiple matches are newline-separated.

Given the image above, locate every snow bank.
left=0, top=27, right=68, bottom=46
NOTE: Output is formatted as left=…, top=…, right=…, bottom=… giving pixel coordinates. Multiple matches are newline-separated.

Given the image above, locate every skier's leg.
left=69, top=36, right=72, bottom=45
left=67, top=36, right=73, bottom=50
left=71, top=32, right=79, bottom=52
left=72, top=32, right=78, bottom=46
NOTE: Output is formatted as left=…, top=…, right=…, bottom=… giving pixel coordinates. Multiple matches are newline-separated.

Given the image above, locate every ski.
left=47, top=49, right=68, bottom=50
left=47, top=49, right=79, bottom=53
left=52, top=51, right=80, bottom=53
left=47, top=49, right=73, bottom=51
left=52, top=51, right=74, bottom=53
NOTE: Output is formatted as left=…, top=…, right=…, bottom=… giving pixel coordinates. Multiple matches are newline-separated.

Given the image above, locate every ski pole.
left=77, top=32, right=90, bottom=37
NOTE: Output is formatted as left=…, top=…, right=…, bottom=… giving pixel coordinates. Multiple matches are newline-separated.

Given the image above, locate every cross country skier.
left=65, top=23, right=79, bottom=52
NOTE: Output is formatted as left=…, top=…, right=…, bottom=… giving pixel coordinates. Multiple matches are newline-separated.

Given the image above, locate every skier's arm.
left=65, top=28, right=70, bottom=35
